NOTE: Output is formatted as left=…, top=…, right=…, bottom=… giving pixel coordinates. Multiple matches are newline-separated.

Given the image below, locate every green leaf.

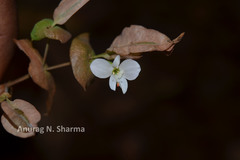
left=70, top=33, right=95, bottom=91
left=31, top=19, right=71, bottom=43
left=31, top=19, right=54, bottom=41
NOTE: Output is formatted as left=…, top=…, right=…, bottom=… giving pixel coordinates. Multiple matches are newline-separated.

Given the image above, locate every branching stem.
left=1, top=62, right=71, bottom=88
left=46, top=62, right=71, bottom=71
left=5, top=74, right=30, bottom=88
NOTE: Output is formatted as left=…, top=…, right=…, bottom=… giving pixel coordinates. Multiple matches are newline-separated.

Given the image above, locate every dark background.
left=1, top=0, right=240, bottom=159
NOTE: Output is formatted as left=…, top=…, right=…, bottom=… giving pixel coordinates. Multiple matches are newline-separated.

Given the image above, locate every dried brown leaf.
left=14, top=39, right=56, bottom=114
left=44, top=72, right=56, bottom=115
left=53, top=0, right=89, bottom=25
left=107, top=25, right=185, bottom=56
left=70, top=33, right=95, bottom=90
left=1, top=99, right=41, bottom=138
left=14, top=39, right=48, bottom=89
left=44, top=26, right=72, bottom=43
left=0, top=0, right=17, bottom=80
left=122, top=54, right=143, bottom=59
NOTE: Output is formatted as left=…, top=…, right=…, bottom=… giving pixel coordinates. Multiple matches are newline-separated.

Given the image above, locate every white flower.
left=90, top=55, right=141, bottom=94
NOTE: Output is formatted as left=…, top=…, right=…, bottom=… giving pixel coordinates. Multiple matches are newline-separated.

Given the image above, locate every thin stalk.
left=46, top=62, right=71, bottom=71
left=43, top=42, right=49, bottom=65
left=1, top=62, right=71, bottom=88
left=5, top=74, right=30, bottom=88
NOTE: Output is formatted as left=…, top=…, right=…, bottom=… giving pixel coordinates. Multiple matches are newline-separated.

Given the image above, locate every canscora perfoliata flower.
left=90, top=55, right=141, bottom=94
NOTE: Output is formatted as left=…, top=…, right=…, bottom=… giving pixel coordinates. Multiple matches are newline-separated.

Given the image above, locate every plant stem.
left=43, top=42, right=49, bottom=65
left=1, top=62, right=71, bottom=88
left=46, top=62, right=71, bottom=71
left=91, top=53, right=108, bottom=59
left=5, top=74, right=30, bottom=88
left=91, top=52, right=115, bottom=60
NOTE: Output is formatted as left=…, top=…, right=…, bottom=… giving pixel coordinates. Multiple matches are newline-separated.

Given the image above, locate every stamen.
left=112, top=67, right=120, bottom=75
left=117, top=82, right=120, bottom=87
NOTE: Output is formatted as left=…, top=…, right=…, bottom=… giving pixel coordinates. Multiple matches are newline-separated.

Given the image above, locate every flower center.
left=112, top=68, right=120, bottom=75
left=112, top=67, right=123, bottom=80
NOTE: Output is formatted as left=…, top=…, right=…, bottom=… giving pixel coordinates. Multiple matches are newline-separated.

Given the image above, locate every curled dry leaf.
left=44, top=72, right=56, bottom=115
left=14, top=39, right=56, bottom=114
left=44, top=26, right=72, bottom=43
left=107, top=25, right=185, bottom=56
left=53, top=0, right=89, bottom=25
left=70, top=33, right=95, bottom=90
left=0, top=0, right=17, bottom=80
left=1, top=99, right=41, bottom=138
left=31, top=19, right=71, bottom=43
left=14, top=39, right=48, bottom=90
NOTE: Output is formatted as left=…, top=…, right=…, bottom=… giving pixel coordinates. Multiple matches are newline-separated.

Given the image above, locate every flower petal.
left=90, top=59, right=113, bottom=78
left=109, top=75, right=116, bottom=91
left=119, top=59, right=141, bottom=80
left=112, top=55, right=120, bottom=68
left=119, top=77, right=128, bottom=94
